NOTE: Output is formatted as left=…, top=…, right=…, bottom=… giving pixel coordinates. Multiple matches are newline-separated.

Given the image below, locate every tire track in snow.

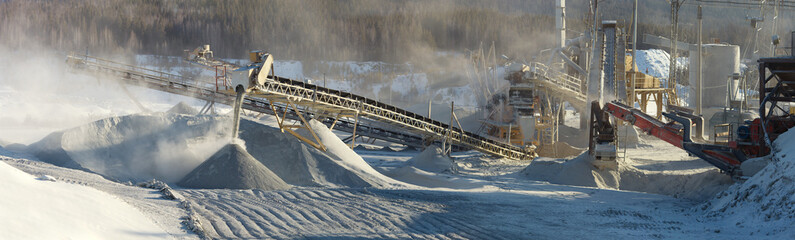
left=211, top=197, right=275, bottom=237
left=178, top=188, right=510, bottom=239
left=194, top=203, right=235, bottom=237
left=202, top=198, right=255, bottom=238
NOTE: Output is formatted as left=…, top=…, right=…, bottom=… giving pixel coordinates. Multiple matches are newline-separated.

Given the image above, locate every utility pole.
left=582, top=0, right=601, bottom=130
left=697, top=5, right=703, bottom=116
left=668, top=0, right=683, bottom=106
left=771, top=0, right=780, bottom=56
left=631, top=0, right=638, bottom=107
left=754, top=1, right=767, bottom=58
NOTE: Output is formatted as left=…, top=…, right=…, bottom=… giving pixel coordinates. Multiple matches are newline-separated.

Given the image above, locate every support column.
left=696, top=5, right=703, bottom=115
left=350, top=103, right=361, bottom=149
left=555, top=0, right=566, bottom=49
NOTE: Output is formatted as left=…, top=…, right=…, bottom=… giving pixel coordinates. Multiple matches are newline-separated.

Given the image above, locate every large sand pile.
left=699, top=128, right=795, bottom=237
left=28, top=113, right=229, bottom=183
left=27, top=131, right=91, bottom=171
left=177, top=144, right=289, bottom=190
left=294, top=119, right=404, bottom=187
left=26, top=110, right=399, bottom=188
left=535, top=142, right=584, bottom=158
left=166, top=101, right=198, bottom=115
left=237, top=118, right=392, bottom=188
left=380, top=145, right=484, bottom=189
left=522, top=153, right=733, bottom=201
left=382, top=165, right=485, bottom=189
left=409, top=145, right=456, bottom=173
left=26, top=100, right=402, bottom=188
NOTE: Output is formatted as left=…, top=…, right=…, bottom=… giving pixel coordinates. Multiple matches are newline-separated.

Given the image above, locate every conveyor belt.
left=66, top=54, right=535, bottom=160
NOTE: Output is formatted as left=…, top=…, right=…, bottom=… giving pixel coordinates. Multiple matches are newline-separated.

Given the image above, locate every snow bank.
left=522, top=153, right=733, bottom=201
left=28, top=113, right=229, bottom=183
left=633, top=49, right=687, bottom=82
left=409, top=145, right=456, bottom=173
left=0, top=161, right=168, bottom=239
left=700, top=128, right=795, bottom=237
left=177, top=144, right=290, bottom=190
left=633, top=49, right=691, bottom=107
left=273, top=60, right=304, bottom=80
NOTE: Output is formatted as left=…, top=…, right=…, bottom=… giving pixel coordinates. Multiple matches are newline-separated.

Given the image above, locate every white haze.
left=0, top=43, right=234, bottom=183
left=0, top=45, right=206, bottom=144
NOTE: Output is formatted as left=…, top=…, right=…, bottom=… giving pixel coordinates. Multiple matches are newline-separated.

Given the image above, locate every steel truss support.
left=350, top=109, right=360, bottom=149
left=266, top=97, right=327, bottom=152
left=199, top=98, right=216, bottom=115
left=245, top=79, right=535, bottom=160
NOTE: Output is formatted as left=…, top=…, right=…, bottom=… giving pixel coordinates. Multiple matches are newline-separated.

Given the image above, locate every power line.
left=689, top=0, right=795, bottom=10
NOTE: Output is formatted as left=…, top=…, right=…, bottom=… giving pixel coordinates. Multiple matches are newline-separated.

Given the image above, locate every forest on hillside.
left=0, top=0, right=791, bottom=62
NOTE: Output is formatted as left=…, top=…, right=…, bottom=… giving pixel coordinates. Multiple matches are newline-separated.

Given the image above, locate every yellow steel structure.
left=625, top=55, right=676, bottom=119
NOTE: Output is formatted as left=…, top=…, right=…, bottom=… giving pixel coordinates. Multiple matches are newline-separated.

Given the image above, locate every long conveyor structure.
left=65, top=54, right=535, bottom=161
left=525, top=62, right=587, bottom=112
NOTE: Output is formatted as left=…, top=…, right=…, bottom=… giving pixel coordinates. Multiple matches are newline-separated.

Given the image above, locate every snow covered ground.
left=2, top=48, right=794, bottom=239
left=0, top=150, right=196, bottom=239
left=5, top=128, right=787, bottom=239
left=0, top=160, right=173, bottom=239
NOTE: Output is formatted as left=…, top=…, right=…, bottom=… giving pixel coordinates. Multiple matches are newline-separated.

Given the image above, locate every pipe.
left=232, top=84, right=246, bottom=140
left=557, top=50, right=587, bottom=76
left=662, top=112, right=692, bottom=143
left=556, top=0, right=566, bottom=49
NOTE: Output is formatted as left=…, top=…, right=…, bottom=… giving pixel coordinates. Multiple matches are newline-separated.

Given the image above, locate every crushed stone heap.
left=27, top=113, right=229, bottom=183
left=166, top=101, right=198, bottom=115
left=178, top=143, right=290, bottom=190
left=409, top=145, right=456, bottom=173
left=700, top=127, right=795, bottom=236
left=238, top=119, right=394, bottom=188
left=521, top=152, right=733, bottom=201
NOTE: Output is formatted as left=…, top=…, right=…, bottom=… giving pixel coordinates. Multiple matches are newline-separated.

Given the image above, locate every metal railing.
left=525, top=62, right=587, bottom=110
left=713, top=123, right=733, bottom=145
